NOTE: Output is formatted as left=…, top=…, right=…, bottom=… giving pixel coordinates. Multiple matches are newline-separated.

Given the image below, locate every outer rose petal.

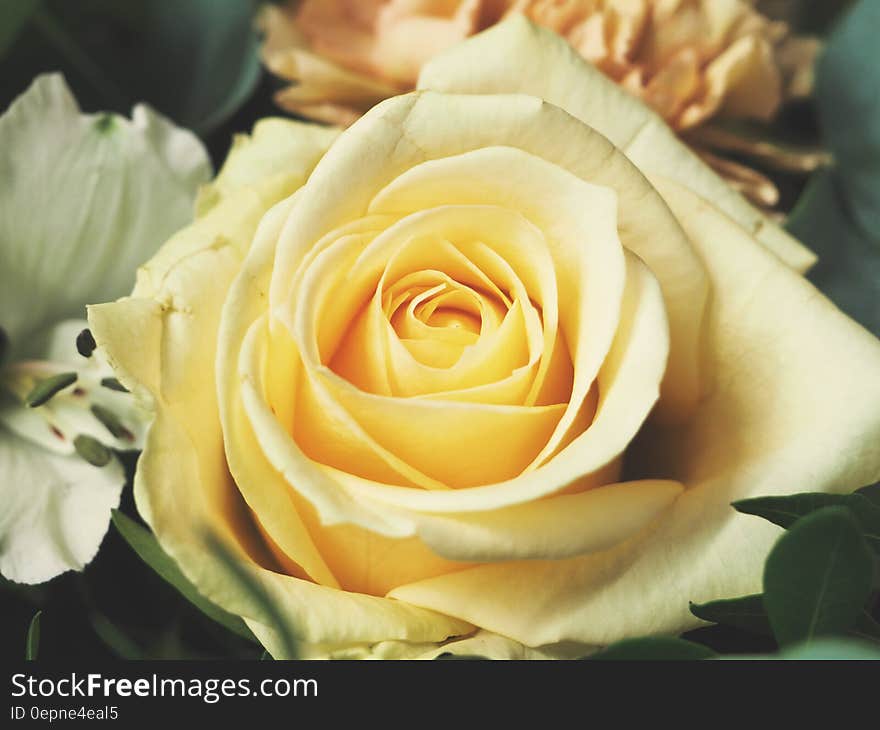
left=416, top=16, right=816, bottom=273
left=88, top=120, right=472, bottom=654
left=389, top=181, right=880, bottom=647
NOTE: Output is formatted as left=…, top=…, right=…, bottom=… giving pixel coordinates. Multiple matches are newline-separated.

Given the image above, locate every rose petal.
left=388, top=180, right=880, bottom=647
left=416, top=16, right=815, bottom=273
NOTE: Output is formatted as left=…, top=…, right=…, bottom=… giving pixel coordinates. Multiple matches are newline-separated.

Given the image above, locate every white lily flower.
left=0, top=74, right=211, bottom=584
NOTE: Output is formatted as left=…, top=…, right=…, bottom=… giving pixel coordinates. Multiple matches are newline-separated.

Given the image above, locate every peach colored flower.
left=260, top=0, right=822, bottom=206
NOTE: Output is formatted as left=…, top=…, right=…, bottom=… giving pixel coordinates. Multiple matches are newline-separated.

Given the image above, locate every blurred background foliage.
left=0, top=0, right=276, bottom=166
left=0, top=0, right=876, bottom=660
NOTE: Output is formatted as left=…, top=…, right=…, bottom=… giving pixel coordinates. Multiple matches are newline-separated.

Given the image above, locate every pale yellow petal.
left=389, top=180, right=880, bottom=648
left=416, top=15, right=816, bottom=272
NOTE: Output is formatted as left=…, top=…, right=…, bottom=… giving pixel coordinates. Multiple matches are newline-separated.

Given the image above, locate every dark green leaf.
left=858, top=482, right=880, bottom=505
left=763, top=506, right=874, bottom=646
left=787, top=0, right=880, bottom=335
left=111, top=511, right=256, bottom=643
left=734, top=491, right=880, bottom=553
left=140, top=0, right=262, bottom=134
left=788, top=172, right=880, bottom=334
left=25, top=610, right=41, bottom=661
left=89, top=613, right=143, bottom=660
left=589, top=637, right=716, bottom=661
left=2, top=0, right=261, bottom=135
left=815, top=0, right=880, bottom=238
left=689, top=595, right=773, bottom=637
left=851, top=611, right=880, bottom=643
left=794, top=0, right=857, bottom=35
left=0, top=0, right=41, bottom=59
left=203, top=531, right=297, bottom=660
left=691, top=594, right=880, bottom=645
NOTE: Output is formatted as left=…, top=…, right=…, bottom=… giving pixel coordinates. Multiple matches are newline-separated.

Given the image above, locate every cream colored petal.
left=416, top=15, right=816, bottom=272
left=410, top=479, right=683, bottom=562
left=270, top=91, right=705, bottom=422
left=89, top=235, right=471, bottom=651
left=390, top=180, right=880, bottom=647
left=337, top=249, right=669, bottom=515
left=367, top=146, right=627, bottom=468
left=87, top=117, right=470, bottom=648
left=195, top=119, right=339, bottom=216
left=318, top=208, right=558, bottom=404
left=217, top=195, right=339, bottom=587
left=138, top=118, right=337, bottom=299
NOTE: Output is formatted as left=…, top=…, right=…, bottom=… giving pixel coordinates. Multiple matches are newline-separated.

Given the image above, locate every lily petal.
left=0, top=73, right=211, bottom=355
left=0, top=427, right=125, bottom=585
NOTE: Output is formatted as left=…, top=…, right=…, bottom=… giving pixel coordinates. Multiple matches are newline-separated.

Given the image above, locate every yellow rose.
left=89, top=19, right=880, bottom=659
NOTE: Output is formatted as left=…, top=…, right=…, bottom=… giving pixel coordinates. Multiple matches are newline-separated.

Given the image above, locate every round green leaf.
left=763, top=506, right=874, bottom=646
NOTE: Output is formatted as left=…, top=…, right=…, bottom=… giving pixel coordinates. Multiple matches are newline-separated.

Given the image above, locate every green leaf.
left=787, top=1, right=880, bottom=336
left=689, top=595, right=773, bottom=637
left=793, top=0, right=857, bottom=35
left=815, top=0, right=880, bottom=236
left=589, top=637, right=716, bottom=661
left=25, top=610, right=41, bottom=660
left=691, top=594, right=880, bottom=645
left=787, top=0, right=880, bottom=336
left=203, top=531, right=298, bottom=661
left=0, top=0, right=41, bottom=59
left=137, top=0, right=263, bottom=135
left=111, top=510, right=256, bottom=644
left=1, top=0, right=261, bottom=136
left=851, top=611, right=880, bottom=643
left=763, top=506, right=874, bottom=646
left=858, top=482, right=880, bottom=505
left=734, top=491, right=880, bottom=553
left=89, top=613, right=143, bottom=660
left=778, top=637, right=880, bottom=660
left=788, top=172, right=880, bottom=335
